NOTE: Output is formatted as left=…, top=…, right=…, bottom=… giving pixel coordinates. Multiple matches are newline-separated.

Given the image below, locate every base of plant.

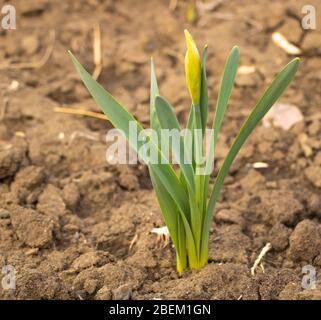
left=176, top=253, right=187, bottom=273
left=176, top=248, right=208, bottom=272
left=188, top=259, right=208, bottom=270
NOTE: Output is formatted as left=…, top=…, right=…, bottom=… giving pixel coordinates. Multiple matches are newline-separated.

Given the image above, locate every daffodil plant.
left=69, top=30, right=299, bottom=272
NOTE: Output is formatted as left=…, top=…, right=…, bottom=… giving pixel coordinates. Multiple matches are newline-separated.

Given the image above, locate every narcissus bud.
left=184, top=29, right=201, bottom=105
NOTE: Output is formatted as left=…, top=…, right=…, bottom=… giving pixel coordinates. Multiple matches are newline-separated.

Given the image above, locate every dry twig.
left=54, top=106, right=108, bottom=121
left=92, top=23, right=103, bottom=80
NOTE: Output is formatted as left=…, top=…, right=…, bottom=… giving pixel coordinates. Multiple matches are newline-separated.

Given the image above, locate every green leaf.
left=200, top=46, right=208, bottom=135
left=150, top=169, right=187, bottom=271
left=178, top=206, right=198, bottom=269
left=184, top=107, right=195, bottom=169
left=149, top=60, right=187, bottom=272
left=154, top=95, right=195, bottom=194
left=201, top=57, right=300, bottom=264
left=150, top=59, right=160, bottom=133
left=186, top=178, right=202, bottom=261
left=150, top=60, right=170, bottom=163
left=203, top=46, right=239, bottom=212
left=180, top=106, right=194, bottom=206
left=175, top=214, right=187, bottom=272
left=149, top=170, right=178, bottom=245
left=213, top=46, right=240, bottom=147
left=69, top=51, right=190, bottom=216
left=192, top=104, right=204, bottom=190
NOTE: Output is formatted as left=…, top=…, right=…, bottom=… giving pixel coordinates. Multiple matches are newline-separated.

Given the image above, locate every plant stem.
left=193, top=104, right=204, bottom=208
left=192, top=103, right=205, bottom=265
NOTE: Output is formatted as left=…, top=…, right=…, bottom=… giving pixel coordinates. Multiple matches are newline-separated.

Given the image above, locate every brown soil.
left=1, top=0, right=321, bottom=300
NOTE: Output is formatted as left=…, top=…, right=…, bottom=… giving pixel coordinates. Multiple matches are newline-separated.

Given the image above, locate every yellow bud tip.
left=184, top=29, right=201, bottom=105
left=184, top=29, right=191, bottom=41
left=184, top=29, right=200, bottom=59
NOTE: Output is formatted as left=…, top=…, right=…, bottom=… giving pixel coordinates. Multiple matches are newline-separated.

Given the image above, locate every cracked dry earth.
left=1, top=0, right=321, bottom=299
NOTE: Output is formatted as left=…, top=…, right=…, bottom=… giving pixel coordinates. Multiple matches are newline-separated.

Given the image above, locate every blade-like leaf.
left=149, top=169, right=178, bottom=245
left=149, top=61, right=186, bottom=272
left=201, top=57, right=300, bottom=264
left=150, top=60, right=170, bottom=162
left=155, top=95, right=195, bottom=194
left=150, top=169, right=188, bottom=272
left=69, top=51, right=189, bottom=216
left=204, top=46, right=240, bottom=183
left=150, top=59, right=160, bottom=133
left=184, top=107, right=195, bottom=169
left=200, top=46, right=208, bottom=134
left=175, top=213, right=187, bottom=272
left=213, top=46, right=240, bottom=146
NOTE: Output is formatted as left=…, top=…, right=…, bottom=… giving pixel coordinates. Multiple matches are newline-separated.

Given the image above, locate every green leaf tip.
left=68, top=50, right=80, bottom=70
left=291, top=57, right=301, bottom=66
left=67, top=50, right=74, bottom=59
left=231, top=45, right=240, bottom=54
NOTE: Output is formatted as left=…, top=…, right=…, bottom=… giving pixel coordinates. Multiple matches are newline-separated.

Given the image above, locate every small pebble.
left=0, top=208, right=10, bottom=219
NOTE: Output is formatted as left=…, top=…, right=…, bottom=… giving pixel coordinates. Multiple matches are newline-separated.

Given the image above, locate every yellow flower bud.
left=184, top=29, right=201, bottom=105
